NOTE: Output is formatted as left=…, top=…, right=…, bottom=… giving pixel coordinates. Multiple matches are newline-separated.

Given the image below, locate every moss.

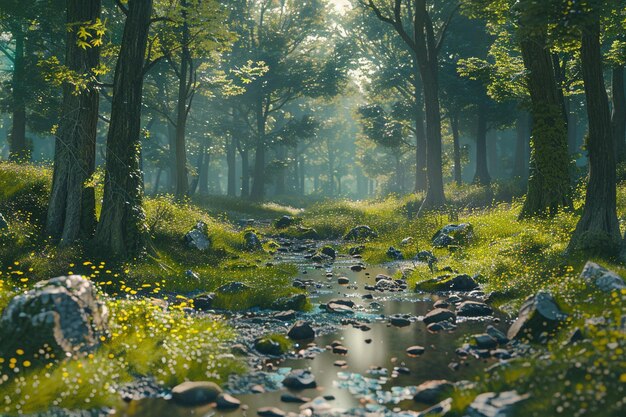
left=255, top=334, right=293, bottom=356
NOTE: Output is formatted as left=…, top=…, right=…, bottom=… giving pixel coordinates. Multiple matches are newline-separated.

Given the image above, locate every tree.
left=46, top=0, right=103, bottom=245
left=93, top=0, right=153, bottom=258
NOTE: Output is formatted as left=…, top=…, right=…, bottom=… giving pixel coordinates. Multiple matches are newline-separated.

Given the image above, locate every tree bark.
left=513, top=111, right=530, bottom=179
left=250, top=99, right=266, bottom=201
left=412, top=73, right=427, bottom=192
left=93, top=0, right=152, bottom=259
left=227, top=134, right=237, bottom=197
left=239, top=147, right=250, bottom=198
left=473, top=102, right=491, bottom=185
left=518, top=31, right=571, bottom=218
left=46, top=0, right=101, bottom=245
left=275, top=144, right=286, bottom=195
left=8, top=24, right=28, bottom=161
left=174, top=0, right=191, bottom=199
left=450, top=112, right=462, bottom=185
left=569, top=18, right=621, bottom=257
left=612, top=66, right=626, bottom=163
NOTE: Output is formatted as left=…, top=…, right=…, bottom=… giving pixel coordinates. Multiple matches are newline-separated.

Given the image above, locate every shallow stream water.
left=120, top=247, right=508, bottom=417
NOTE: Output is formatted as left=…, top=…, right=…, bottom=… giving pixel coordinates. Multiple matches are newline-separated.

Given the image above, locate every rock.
left=332, top=345, right=349, bottom=355
left=217, top=282, right=250, bottom=294
left=184, top=221, right=211, bottom=251
left=486, top=325, right=508, bottom=345
left=0, top=213, right=7, bottom=231
left=401, top=237, right=414, bottom=246
left=271, top=294, right=307, bottom=311
left=280, top=393, right=310, bottom=403
left=413, top=380, right=454, bottom=404
left=295, top=226, right=320, bottom=240
left=282, top=369, right=317, bottom=389
left=432, top=223, right=473, bottom=248
left=320, top=246, right=337, bottom=259
left=466, top=391, right=530, bottom=417
left=416, top=274, right=478, bottom=292
left=0, top=275, right=108, bottom=359
left=192, top=293, right=215, bottom=311
left=327, top=299, right=355, bottom=308
left=334, top=360, right=347, bottom=367
left=350, top=264, right=364, bottom=272
left=325, top=302, right=353, bottom=314
left=244, top=231, right=263, bottom=251
left=216, top=393, right=241, bottom=409
left=580, top=261, right=626, bottom=292
left=415, top=250, right=437, bottom=265
left=423, top=308, right=456, bottom=325
left=273, top=310, right=296, bottom=321
left=344, top=225, right=378, bottom=241
left=288, top=321, right=315, bottom=341
left=171, top=381, right=222, bottom=406
left=417, top=398, right=452, bottom=417
left=457, top=301, right=493, bottom=317
left=254, top=337, right=288, bottom=356
left=375, top=279, right=405, bottom=291
left=337, top=276, right=350, bottom=285
left=433, top=300, right=449, bottom=309
left=507, top=291, right=567, bottom=341
left=406, top=345, right=425, bottom=356
left=427, top=321, right=457, bottom=332
left=275, top=215, right=295, bottom=229
left=387, top=247, right=404, bottom=260
left=472, top=334, right=498, bottom=349
left=257, top=407, right=286, bottom=417
left=390, top=315, right=412, bottom=327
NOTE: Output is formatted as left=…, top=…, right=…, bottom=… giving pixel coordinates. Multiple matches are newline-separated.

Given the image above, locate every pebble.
left=406, top=345, right=425, bottom=356
left=216, top=393, right=241, bottom=409
left=257, top=407, right=286, bottom=417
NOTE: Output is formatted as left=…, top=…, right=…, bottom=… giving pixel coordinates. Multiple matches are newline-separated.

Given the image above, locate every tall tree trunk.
left=154, top=167, right=162, bottom=194
left=46, top=0, right=101, bottom=245
left=174, top=0, right=191, bottom=199
left=412, top=73, right=427, bottom=192
left=473, top=103, right=491, bottom=185
left=227, top=134, right=237, bottom=197
left=518, top=31, right=571, bottom=218
left=612, top=66, right=626, bottom=163
left=93, top=0, right=152, bottom=259
left=239, top=147, right=250, bottom=198
left=250, top=100, right=266, bottom=201
left=275, top=145, right=286, bottom=195
left=299, top=154, right=305, bottom=195
left=569, top=18, right=621, bottom=257
left=9, top=24, right=28, bottom=161
left=190, top=141, right=205, bottom=195
left=513, top=111, right=530, bottom=179
left=450, top=112, right=462, bottom=185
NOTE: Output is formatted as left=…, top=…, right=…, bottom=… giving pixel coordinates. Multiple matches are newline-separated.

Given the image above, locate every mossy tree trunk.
left=411, top=70, right=427, bottom=192
left=93, top=0, right=152, bottom=259
left=174, top=0, right=192, bottom=200
left=473, top=102, right=491, bottom=186
left=518, top=32, right=571, bottom=218
left=450, top=111, right=462, bottom=186
left=513, top=111, right=530, bottom=179
left=8, top=24, right=28, bottom=162
left=46, top=0, right=100, bottom=245
left=569, top=18, right=621, bottom=257
left=250, top=98, right=267, bottom=201
left=612, top=66, right=626, bottom=163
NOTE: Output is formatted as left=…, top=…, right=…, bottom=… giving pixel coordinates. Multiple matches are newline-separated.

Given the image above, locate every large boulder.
left=432, top=223, right=473, bottom=248
left=457, top=301, right=493, bottom=317
left=416, top=274, right=478, bottom=292
left=0, top=275, right=108, bottom=360
left=580, top=261, right=626, bottom=292
left=282, top=369, right=317, bottom=389
left=387, top=247, right=404, bottom=260
left=423, top=308, right=456, bottom=325
left=244, top=231, right=263, bottom=252
left=413, top=380, right=454, bottom=404
left=275, top=215, right=295, bottom=229
left=344, top=225, right=378, bottom=241
left=466, top=391, right=529, bottom=417
left=171, top=381, right=222, bottom=406
left=287, top=321, right=315, bottom=341
left=271, top=293, right=307, bottom=311
left=507, top=291, right=567, bottom=341
left=184, top=221, right=211, bottom=251
left=217, top=282, right=251, bottom=294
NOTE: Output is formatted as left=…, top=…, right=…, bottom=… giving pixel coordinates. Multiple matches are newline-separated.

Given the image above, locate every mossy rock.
left=415, top=274, right=478, bottom=292
left=271, top=293, right=307, bottom=311
left=254, top=334, right=292, bottom=356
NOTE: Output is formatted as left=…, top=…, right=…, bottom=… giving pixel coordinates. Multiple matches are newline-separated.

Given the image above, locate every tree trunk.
left=239, top=147, right=250, bottom=198
left=227, top=134, right=237, bottom=197
left=9, top=25, right=28, bottom=161
left=154, top=167, right=162, bottom=194
left=513, top=111, right=531, bottom=179
left=46, top=0, right=101, bottom=245
left=190, top=141, right=205, bottom=195
left=518, top=32, right=571, bottom=218
left=174, top=0, right=191, bottom=199
left=450, top=112, right=462, bottom=185
left=569, top=18, right=621, bottom=257
left=412, top=74, right=427, bottom=192
left=299, top=154, right=305, bottom=195
left=612, top=66, right=626, bottom=163
left=275, top=145, right=286, bottom=195
left=93, top=0, right=152, bottom=259
left=250, top=100, right=266, bottom=201
left=473, top=103, right=491, bottom=185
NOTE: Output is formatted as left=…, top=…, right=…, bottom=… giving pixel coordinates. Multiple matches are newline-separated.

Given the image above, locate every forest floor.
left=0, top=161, right=625, bottom=417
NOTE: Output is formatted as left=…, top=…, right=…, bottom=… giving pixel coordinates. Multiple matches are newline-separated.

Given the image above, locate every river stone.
left=457, top=301, right=493, bottom=317
left=466, top=391, right=530, bottom=417
left=345, top=225, right=378, bottom=240
left=417, top=398, right=452, bottom=417
left=507, top=291, right=567, bottom=341
left=350, top=264, right=365, bottom=272
left=273, top=310, right=296, bottom=321
left=416, top=274, right=478, bottom=292
left=413, top=380, right=454, bottom=404
left=432, top=223, right=474, bottom=248
left=283, top=369, right=317, bottom=389
left=580, top=261, right=626, bottom=292
left=349, top=245, right=365, bottom=255
left=184, top=221, right=211, bottom=251
left=275, top=215, right=295, bottom=229
left=472, top=334, right=498, bottom=349
left=406, top=345, right=425, bottom=356
left=244, top=231, right=263, bottom=251
left=216, top=393, right=241, bottom=409
left=327, top=298, right=355, bottom=308
left=271, top=294, right=307, bottom=311
left=0, top=275, right=108, bottom=359
left=258, top=407, right=286, bottom=417
left=387, top=246, right=404, bottom=260
left=415, top=250, right=437, bottom=264
left=0, top=213, right=7, bottom=231
left=423, top=308, right=456, bottom=325
left=281, top=393, right=311, bottom=403
left=288, top=321, right=315, bottom=341
left=390, top=315, right=412, bottom=327
left=254, top=337, right=286, bottom=356
left=192, top=293, right=215, bottom=311
left=217, top=281, right=250, bottom=294
left=486, top=325, right=509, bottom=345
left=171, top=381, right=222, bottom=406
left=338, top=276, right=350, bottom=284
left=427, top=321, right=457, bottom=332
left=320, top=246, right=337, bottom=259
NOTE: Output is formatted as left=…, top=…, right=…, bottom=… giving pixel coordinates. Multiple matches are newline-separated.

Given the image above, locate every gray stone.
left=244, top=231, right=263, bottom=251
left=406, top=345, right=425, bottom=356
left=216, top=393, right=241, bottom=409
left=0, top=275, right=108, bottom=359
left=192, top=293, right=215, bottom=311
left=486, top=325, right=508, bottom=345
left=416, top=274, right=478, bottom=292
left=257, top=407, right=286, bottom=417
left=344, top=225, right=378, bottom=241
left=287, top=321, right=315, bottom=341
left=466, top=391, right=530, bottom=417
left=387, top=246, right=404, bottom=260
left=457, top=301, right=493, bottom=317
left=507, top=291, right=567, bottom=341
left=282, top=369, right=317, bottom=389
left=254, top=337, right=287, bottom=356
left=217, top=282, right=250, bottom=294
left=390, top=315, right=411, bottom=327
left=271, top=294, right=307, bottom=311
left=184, top=221, right=211, bottom=251
left=472, top=334, right=498, bottom=349
left=338, top=276, right=350, bottom=285
left=413, top=380, right=454, bottom=404
left=275, top=215, right=295, bottom=229
left=580, top=261, right=626, bottom=292
left=280, top=393, right=310, bottom=403
left=417, top=398, right=452, bottom=417
left=432, top=223, right=474, bottom=248
left=171, top=381, right=222, bottom=406
left=320, top=246, right=337, bottom=259
left=423, top=308, right=456, bottom=325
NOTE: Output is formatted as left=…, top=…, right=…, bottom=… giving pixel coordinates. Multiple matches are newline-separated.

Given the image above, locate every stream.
left=119, top=242, right=509, bottom=417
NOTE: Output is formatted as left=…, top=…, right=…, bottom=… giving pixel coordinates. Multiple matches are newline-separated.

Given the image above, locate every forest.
left=0, top=0, right=625, bottom=416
